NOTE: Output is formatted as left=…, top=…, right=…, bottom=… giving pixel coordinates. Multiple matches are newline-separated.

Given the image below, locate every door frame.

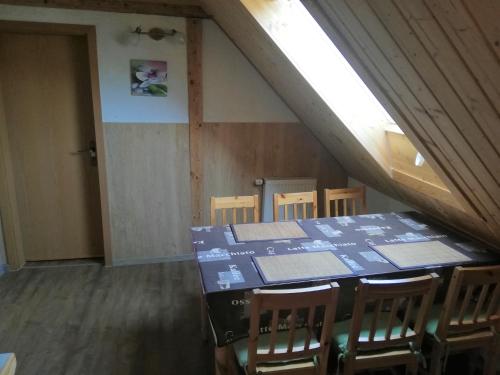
left=0, top=20, right=112, bottom=267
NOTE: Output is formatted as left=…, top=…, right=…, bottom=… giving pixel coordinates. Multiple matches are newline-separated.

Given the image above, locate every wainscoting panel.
left=104, top=123, right=192, bottom=263
left=201, top=122, right=347, bottom=225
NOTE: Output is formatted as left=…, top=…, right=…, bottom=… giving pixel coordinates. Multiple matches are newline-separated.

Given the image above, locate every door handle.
left=71, top=141, right=97, bottom=165
left=73, top=148, right=96, bottom=158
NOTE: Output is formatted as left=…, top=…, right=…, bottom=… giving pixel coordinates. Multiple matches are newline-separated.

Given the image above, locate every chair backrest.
left=324, top=186, right=367, bottom=217
left=435, top=265, right=500, bottom=339
left=247, top=283, right=340, bottom=375
left=273, top=191, right=317, bottom=221
left=347, top=274, right=440, bottom=354
left=210, top=195, right=260, bottom=225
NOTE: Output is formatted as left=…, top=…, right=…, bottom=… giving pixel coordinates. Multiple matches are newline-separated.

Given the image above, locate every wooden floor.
left=0, top=260, right=211, bottom=375
left=0, top=260, right=493, bottom=375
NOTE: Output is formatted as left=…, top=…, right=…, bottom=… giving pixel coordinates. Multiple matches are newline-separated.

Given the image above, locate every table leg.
left=200, top=290, right=208, bottom=341
left=215, top=345, right=238, bottom=375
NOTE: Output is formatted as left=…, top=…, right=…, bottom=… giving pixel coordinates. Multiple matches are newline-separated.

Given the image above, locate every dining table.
left=190, top=211, right=500, bottom=374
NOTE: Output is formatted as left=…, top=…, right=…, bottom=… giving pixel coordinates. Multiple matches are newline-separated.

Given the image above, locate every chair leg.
left=343, top=357, right=355, bottom=375
left=406, top=357, right=419, bottom=375
left=483, top=335, right=499, bottom=375
left=215, top=345, right=238, bottom=375
left=429, top=341, right=445, bottom=375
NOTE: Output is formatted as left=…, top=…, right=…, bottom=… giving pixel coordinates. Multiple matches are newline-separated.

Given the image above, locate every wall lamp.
left=131, top=26, right=185, bottom=43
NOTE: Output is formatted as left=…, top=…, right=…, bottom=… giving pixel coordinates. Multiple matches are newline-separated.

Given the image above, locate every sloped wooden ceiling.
left=200, top=0, right=500, bottom=247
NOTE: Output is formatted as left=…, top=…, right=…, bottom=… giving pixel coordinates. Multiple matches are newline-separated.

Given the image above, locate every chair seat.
left=233, top=328, right=319, bottom=368
left=333, top=312, right=416, bottom=354
left=422, top=304, right=491, bottom=336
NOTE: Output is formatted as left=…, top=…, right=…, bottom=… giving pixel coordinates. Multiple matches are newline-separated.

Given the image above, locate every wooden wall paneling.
left=200, top=0, right=397, bottom=201
left=390, top=182, right=499, bottom=247
left=391, top=169, right=460, bottom=210
left=448, top=0, right=500, bottom=113
left=0, top=81, right=25, bottom=268
left=104, top=123, right=191, bottom=264
left=338, top=0, right=494, bottom=214
left=0, top=0, right=208, bottom=18
left=307, top=0, right=480, bottom=215
left=201, top=123, right=347, bottom=225
left=386, top=0, right=500, bottom=186
left=462, top=0, right=500, bottom=61
left=365, top=0, right=500, bottom=224
left=306, top=1, right=497, bottom=228
left=386, top=132, right=448, bottom=189
left=187, top=18, right=203, bottom=226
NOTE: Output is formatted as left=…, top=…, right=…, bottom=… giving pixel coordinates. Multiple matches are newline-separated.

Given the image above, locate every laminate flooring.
left=0, top=260, right=211, bottom=375
left=0, top=261, right=492, bottom=375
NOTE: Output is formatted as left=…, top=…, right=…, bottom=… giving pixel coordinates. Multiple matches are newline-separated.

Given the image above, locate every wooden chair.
left=232, top=283, right=340, bottom=375
left=273, top=191, right=317, bottom=222
left=426, top=265, right=500, bottom=375
left=205, top=195, right=260, bottom=342
left=324, top=186, right=367, bottom=217
left=334, top=274, right=440, bottom=375
left=210, top=195, right=260, bottom=225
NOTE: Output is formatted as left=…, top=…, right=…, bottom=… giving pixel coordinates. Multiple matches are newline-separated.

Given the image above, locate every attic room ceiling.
left=199, top=0, right=500, bottom=247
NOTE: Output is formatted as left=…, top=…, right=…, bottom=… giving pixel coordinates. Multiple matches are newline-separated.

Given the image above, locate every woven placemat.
left=232, top=221, right=308, bottom=242
left=253, top=251, right=353, bottom=283
left=371, top=240, right=471, bottom=269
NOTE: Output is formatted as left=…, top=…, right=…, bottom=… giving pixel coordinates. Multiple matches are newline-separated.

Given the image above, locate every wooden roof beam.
left=0, top=0, right=209, bottom=18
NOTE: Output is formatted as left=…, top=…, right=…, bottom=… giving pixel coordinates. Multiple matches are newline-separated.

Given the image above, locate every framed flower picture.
left=130, top=59, right=168, bottom=97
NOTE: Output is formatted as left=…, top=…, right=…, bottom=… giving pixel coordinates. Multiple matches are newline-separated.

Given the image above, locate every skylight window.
left=242, top=0, right=400, bottom=134
left=241, top=0, right=461, bottom=211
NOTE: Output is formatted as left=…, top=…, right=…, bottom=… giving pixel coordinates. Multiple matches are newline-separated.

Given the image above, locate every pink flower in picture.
left=131, top=59, right=168, bottom=97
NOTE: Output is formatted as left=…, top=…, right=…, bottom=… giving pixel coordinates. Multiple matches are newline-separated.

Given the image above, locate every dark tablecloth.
left=191, top=211, right=499, bottom=346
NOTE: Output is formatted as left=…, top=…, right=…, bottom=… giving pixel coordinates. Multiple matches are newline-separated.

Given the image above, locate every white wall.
left=202, top=20, right=298, bottom=123
left=0, top=6, right=303, bottom=265
left=348, top=177, right=413, bottom=213
left=0, top=4, right=188, bottom=123
left=0, top=6, right=299, bottom=125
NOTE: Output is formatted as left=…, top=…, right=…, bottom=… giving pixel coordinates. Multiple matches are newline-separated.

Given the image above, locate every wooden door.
left=0, top=32, right=103, bottom=260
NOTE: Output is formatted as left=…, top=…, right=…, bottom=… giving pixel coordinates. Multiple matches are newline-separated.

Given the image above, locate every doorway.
left=0, top=22, right=111, bottom=265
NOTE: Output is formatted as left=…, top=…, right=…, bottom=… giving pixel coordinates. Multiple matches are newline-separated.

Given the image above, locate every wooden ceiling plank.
left=367, top=1, right=500, bottom=207
left=425, top=0, right=500, bottom=117
left=460, top=0, right=500, bottom=91
left=0, top=0, right=208, bottom=18
left=396, top=0, right=500, bottom=163
left=311, top=0, right=493, bottom=221
left=307, top=0, right=482, bottom=215
left=309, top=0, right=500, bottom=238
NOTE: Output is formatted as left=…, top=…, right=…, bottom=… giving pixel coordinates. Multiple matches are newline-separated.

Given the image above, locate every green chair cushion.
left=233, top=328, right=319, bottom=368
left=333, top=312, right=416, bottom=353
left=423, top=304, right=442, bottom=335
left=422, top=304, right=482, bottom=336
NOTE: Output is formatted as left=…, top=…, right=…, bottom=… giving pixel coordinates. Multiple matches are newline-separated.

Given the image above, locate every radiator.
left=261, top=177, right=317, bottom=222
